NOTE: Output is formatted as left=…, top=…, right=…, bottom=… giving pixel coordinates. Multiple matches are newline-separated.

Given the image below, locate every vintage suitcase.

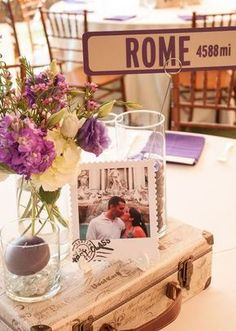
left=0, top=220, right=213, bottom=331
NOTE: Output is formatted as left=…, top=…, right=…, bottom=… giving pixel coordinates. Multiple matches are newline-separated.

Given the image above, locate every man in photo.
left=86, top=196, right=126, bottom=240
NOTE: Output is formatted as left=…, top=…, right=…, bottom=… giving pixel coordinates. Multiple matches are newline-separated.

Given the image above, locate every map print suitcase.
left=0, top=220, right=213, bottom=331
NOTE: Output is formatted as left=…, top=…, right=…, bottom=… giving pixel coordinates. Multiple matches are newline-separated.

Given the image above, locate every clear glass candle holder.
left=0, top=218, right=60, bottom=302
left=115, top=110, right=167, bottom=237
left=99, top=112, right=117, bottom=160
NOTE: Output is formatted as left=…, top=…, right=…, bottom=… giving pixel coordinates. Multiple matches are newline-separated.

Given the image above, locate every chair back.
left=39, top=7, right=88, bottom=77
left=18, top=0, right=41, bottom=21
left=39, top=7, right=127, bottom=106
left=18, top=0, right=44, bottom=50
left=171, top=12, right=236, bottom=132
left=2, top=0, right=21, bottom=61
left=192, top=12, right=236, bottom=28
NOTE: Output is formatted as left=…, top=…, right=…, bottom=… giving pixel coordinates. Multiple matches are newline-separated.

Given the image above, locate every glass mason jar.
left=115, top=110, right=167, bottom=237
left=0, top=218, right=60, bottom=302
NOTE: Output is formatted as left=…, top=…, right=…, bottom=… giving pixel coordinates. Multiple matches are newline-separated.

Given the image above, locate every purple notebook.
left=165, top=132, right=205, bottom=165
left=129, top=132, right=205, bottom=166
left=103, top=15, right=136, bottom=21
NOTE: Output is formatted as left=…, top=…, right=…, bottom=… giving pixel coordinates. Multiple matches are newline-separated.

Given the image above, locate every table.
left=50, top=0, right=236, bottom=127
left=0, top=133, right=236, bottom=329
left=164, top=133, right=236, bottom=330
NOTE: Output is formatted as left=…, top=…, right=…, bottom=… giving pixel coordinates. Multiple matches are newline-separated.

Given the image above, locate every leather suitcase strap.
left=100, top=282, right=182, bottom=331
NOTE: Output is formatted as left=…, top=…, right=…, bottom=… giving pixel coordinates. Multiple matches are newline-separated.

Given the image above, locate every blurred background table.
left=49, top=0, right=236, bottom=127
left=1, top=0, right=235, bottom=127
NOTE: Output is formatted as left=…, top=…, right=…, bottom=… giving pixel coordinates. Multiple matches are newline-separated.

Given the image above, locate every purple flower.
left=0, top=115, right=55, bottom=178
left=24, top=71, right=68, bottom=111
left=85, top=82, right=98, bottom=93
left=87, top=100, right=99, bottom=111
left=76, top=117, right=110, bottom=156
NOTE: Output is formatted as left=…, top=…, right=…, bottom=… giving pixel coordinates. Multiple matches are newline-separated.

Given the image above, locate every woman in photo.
left=121, top=207, right=148, bottom=238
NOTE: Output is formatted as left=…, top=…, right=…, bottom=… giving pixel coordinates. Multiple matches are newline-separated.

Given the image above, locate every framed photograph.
left=70, top=159, right=159, bottom=268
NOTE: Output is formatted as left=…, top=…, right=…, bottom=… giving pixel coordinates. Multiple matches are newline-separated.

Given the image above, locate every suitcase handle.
left=100, top=281, right=182, bottom=331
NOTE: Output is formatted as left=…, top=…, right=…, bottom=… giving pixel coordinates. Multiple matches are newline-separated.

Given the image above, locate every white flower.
left=0, top=164, right=13, bottom=182
left=32, top=130, right=81, bottom=191
left=61, top=111, right=82, bottom=138
left=0, top=172, right=9, bottom=182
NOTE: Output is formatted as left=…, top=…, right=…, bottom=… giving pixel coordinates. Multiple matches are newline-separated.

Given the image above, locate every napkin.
left=178, top=14, right=205, bottom=21
left=165, top=132, right=205, bottom=165
left=64, top=0, right=86, bottom=3
left=103, top=15, right=136, bottom=21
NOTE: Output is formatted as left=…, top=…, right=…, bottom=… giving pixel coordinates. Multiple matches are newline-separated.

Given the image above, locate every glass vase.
left=0, top=218, right=60, bottom=302
left=16, top=177, right=70, bottom=260
left=115, top=110, right=167, bottom=237
left=99, top=112, right=117, bottom=160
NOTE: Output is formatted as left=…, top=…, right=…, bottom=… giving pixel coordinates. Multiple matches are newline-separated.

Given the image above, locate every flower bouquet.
left=0, top=58, right=138, bottom=301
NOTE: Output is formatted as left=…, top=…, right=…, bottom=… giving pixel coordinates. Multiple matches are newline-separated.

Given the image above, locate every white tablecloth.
left=165, top=133, right=236, bottom=330
left=0, top=133, right=236, bottom=329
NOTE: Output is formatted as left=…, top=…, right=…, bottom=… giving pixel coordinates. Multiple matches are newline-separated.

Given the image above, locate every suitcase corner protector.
left=202, top=230, right=214, bottom=245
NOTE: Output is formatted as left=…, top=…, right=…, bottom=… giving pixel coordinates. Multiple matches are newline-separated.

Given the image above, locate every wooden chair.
left=18, top=0, right=44, bottom=51
left=39, top=7, right=127, bottom=105
left=2, top=0, right=45, bottom=63
left=171, top=12, right=236, bottom=132
left=2, top=0, right=21, bottom=62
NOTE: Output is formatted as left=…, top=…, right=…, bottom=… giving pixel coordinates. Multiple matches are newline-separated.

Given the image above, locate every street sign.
left=83, top=26, right=236, bottom=75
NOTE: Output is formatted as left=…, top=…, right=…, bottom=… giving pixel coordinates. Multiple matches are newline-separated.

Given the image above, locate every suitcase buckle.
left=72, top=316, right=94, bottom=331
left=178, top=256, right=193, bottom=290
left=30, top=326, right=52, bottom=331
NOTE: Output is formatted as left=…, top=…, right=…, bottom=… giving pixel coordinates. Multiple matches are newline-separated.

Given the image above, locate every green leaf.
left=39, top=187, right=61, bottom=204
left=68, top=89, right=85, bottom=97
left=97, top=100, right=116, bottom=118
left=125, top=102, right=143, bottom=109
left=68, top=94, right=84, bottom=112
left=52, top=205, right=69, bottom=227
left=116, top=101, right=142, bottom=109
left=19, top=57, right=35, bottom=82
left=50, top=60, right=60, bottom=75
left=0, top=163, right=14, bottom=174
left=47, top=108, right=66, bottom=128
